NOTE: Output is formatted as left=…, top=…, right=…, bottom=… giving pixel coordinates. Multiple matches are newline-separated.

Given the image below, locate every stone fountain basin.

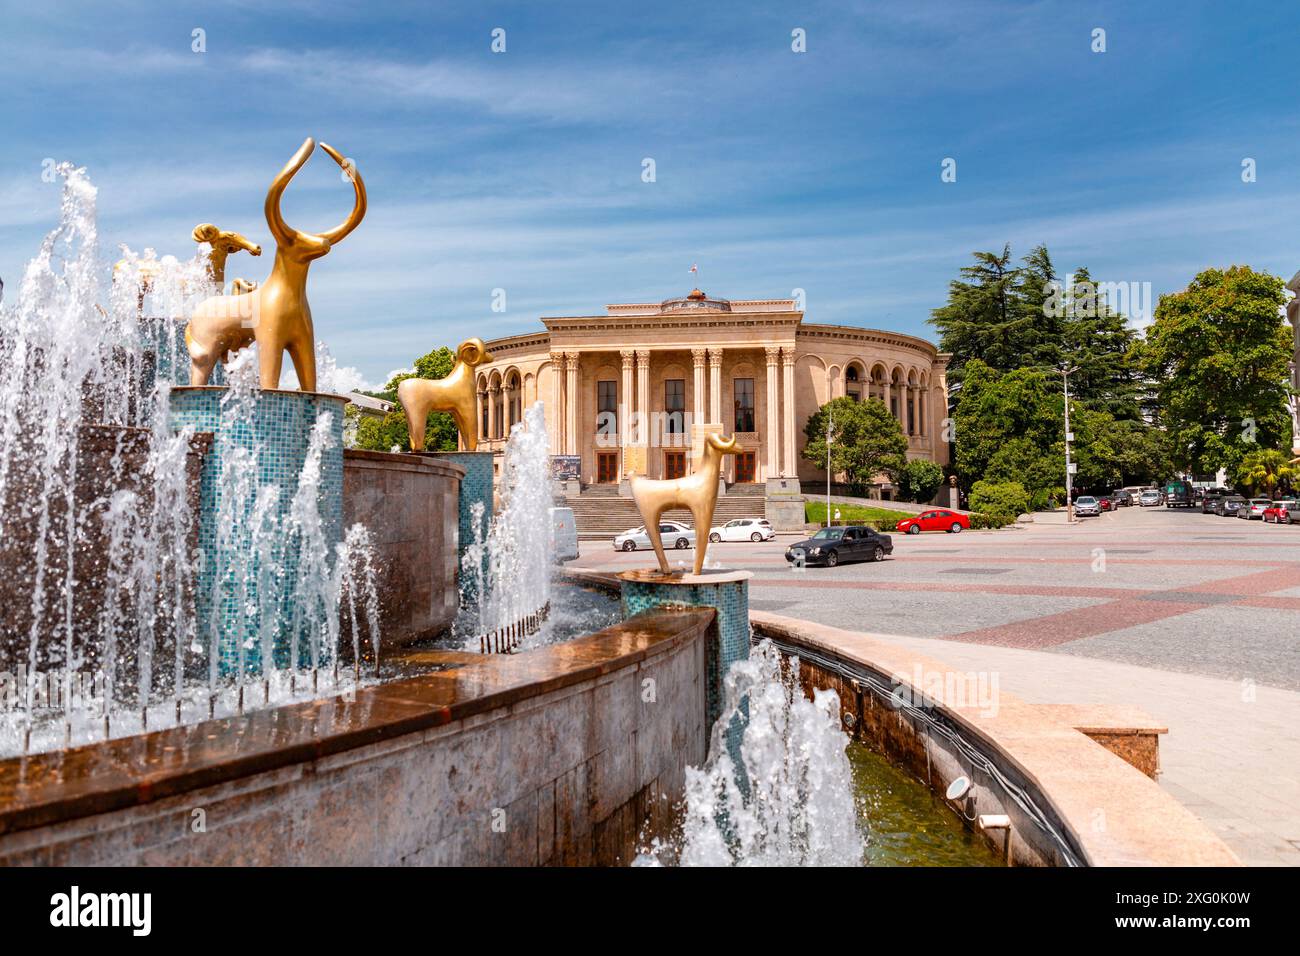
left=0, top=606, right=714, bottom=865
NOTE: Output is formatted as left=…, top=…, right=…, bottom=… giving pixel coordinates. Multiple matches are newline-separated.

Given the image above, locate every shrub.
left=969, top=480, right=1030, bottom=518
left=968, top=511, right=1019, bottom=530
left=898, top=459, right=945, bottom=503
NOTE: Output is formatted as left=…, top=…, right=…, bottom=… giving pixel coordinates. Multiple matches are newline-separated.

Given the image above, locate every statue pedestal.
left=618, top=568, right=752, bottom=768
left=426, top=450, right=494, bottom=601
left=169, top=386, right=347, bottom=675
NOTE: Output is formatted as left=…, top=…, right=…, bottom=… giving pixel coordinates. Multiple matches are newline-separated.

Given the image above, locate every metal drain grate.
left=939, top=567, right=1013, bottom=575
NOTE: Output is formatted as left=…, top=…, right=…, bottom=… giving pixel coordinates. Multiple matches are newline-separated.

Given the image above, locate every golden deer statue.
left=631, top=432, right=740, bottom=575
left=184, top=137, right=366, bottom=391
left=191, top=223, right=261, bottom=289
left=396, top=338, right=494, bottom=452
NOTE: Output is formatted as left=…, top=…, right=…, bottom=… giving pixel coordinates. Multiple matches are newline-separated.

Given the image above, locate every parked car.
left=1074, top=495, right=1101, bottom=517
left=1098, top=496, right=1113, bottom=512
left=1215, top=495, right=1247, bottom=516
left=1201, top=488, right=1231, bottom=514
left=1237, top=497, right=1271, bottom=520
left=895, top=509, right=970, bottom=535
left=1110, top=489, right=1133, bottom=507
left=708, top=518, right=775, bottom=543
left=613, top=521, right=695, bottom=552
left=1164, top=479, right=1196, bottom=508
left=1263, top=500, right=1298, bottom=524
left=1138, top=490, right=1162, bottom=507
left=784, top=525, right=893, bottom=567
left=549, top=507, right=579, bottom=561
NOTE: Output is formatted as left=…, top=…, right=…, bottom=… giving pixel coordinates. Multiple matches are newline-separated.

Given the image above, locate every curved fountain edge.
left=0, top=605, right=714, bottom=862
left=747, top=610, right=1240, bottom=867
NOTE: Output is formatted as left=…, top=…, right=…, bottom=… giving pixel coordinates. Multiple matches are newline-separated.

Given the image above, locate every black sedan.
left=784, top=525, right=893, bottom=567
left=1214, top=495, right=1247, bottom=516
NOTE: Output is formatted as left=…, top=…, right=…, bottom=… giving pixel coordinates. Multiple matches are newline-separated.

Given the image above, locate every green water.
left=849, top=742, right=1004, bottom=867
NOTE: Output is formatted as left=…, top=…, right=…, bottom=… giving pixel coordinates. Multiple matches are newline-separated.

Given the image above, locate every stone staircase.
left=565, top=483, right=769, bottom=540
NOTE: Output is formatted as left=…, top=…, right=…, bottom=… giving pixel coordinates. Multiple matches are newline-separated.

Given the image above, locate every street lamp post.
left=1060, top=364, right=1079, bottom=523
left=825, top=402, right=834, bottom=528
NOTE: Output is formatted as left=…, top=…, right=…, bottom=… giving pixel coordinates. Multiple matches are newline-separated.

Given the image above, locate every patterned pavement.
left=573, top=505, right=1300, bottom=864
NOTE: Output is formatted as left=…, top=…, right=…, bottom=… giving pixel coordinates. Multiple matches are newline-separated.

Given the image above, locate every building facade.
left=474, top=289, right=950, bottom=491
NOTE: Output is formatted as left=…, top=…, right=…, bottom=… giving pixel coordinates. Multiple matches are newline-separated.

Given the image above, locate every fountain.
left=0, top=150, right=1239, bottom=872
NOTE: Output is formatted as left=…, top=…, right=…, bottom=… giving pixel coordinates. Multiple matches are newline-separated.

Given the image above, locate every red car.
left=896, top=509, right=970, bottom=535
left=1262, top=499, right=1298, bottom=524
left=1098, top=496, right=1113, bottom=512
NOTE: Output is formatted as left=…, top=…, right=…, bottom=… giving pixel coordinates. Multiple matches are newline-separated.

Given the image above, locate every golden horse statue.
left=184, top=138, right=366, bottom=391
left=631, top=432, right=740, bottom=575
left=191, top=223, right=261, bottom=289
left=396, top=339, right=494, bottom=451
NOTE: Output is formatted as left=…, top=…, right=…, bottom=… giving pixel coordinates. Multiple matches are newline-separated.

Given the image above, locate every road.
left=571, top=504, right=1300, bottom=865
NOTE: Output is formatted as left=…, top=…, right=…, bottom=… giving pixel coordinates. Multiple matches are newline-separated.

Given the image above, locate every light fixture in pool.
left=946, top=776, right=972, bottom=801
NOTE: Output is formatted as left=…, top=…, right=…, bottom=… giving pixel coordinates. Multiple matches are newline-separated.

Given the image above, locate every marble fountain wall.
left=0, top=607, right=713, bottom=865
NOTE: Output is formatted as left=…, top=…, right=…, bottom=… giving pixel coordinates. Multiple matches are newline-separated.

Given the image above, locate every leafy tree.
left=969, top=480, right=1030, bottom=517
left=1138, top=266, right=1292, bottom=475
left=930, top=244, right=1033, bottom=384
left=952, top=360, right=1060, bottom=483
left=898, top=459, right=945, bottom=503
left=351, top=344, right=460, bottom=452
left=1060, top=267, right=1142, bottom=419
left=802, top=397, right=908, bottom=492
left=1236, top=448, right=1295, bottom=496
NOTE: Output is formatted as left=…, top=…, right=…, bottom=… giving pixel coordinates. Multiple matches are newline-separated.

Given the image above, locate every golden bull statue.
left=184, top=138, right=367, bottom=391
left=396, top=338, right=493, bottom=452
left=631, top=432, right=740, bottom=575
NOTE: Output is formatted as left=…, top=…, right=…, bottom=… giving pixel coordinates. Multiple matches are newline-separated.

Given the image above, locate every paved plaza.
left=572, top=505, right=1300, bottom=865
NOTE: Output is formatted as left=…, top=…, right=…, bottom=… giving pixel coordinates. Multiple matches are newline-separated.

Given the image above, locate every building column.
left=620, top=349, right=634, bottom=451
left=692, top=348, right=707, bottom=428
left=564, top=352, right=579, bottom=456
left=781, top=346, right=796, bottom=477
left=635, top=349, right=650, bottom=448
left=917, top=387, right=926, bottom=438
left=764, top=346, right=780, bottom=479
left=549, top=352, right=564, bottom=455
left=486, top=383, right=498, bottom=443
left=708, top=348, right=723, bottom=423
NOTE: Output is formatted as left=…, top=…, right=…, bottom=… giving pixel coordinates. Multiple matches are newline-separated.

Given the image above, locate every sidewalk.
left=876, top=633, right=1300, bottom=866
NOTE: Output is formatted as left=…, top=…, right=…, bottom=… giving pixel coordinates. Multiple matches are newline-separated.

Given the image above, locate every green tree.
left=897, top=459, right=945, bottom=503
left=1060, top=268, right=1142, bottom=419
left=802, top=397, right=908, bottom=491
left=1236, top=448, right=1295, bottom=496
left=930, top=244, right=1033, bottom=385
left=1138, top=266, right=1292, bottom=475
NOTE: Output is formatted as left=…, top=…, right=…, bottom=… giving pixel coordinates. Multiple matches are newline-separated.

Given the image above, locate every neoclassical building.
left=474, top=289, right=950, bottom=491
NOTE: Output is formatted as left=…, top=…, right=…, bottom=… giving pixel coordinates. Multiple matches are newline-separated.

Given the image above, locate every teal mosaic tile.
left=431, top=451, right=493, bottom=602
left=620, top=577, right=751, bottom=769
left=168, top=387, right=346, bottom=676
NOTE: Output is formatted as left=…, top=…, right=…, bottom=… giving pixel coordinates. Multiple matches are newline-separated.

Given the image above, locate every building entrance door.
left=665, top=451, right=686, bottom=479
left=735, top=451, right=756, bottom=483
left=596, top=452, right=618, bottom=484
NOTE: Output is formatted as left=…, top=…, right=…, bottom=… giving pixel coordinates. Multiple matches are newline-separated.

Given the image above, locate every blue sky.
left=1, top=1, right=1296, bottom=388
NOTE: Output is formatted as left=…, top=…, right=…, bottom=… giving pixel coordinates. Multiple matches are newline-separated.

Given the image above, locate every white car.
left=1074, top=496, right=1101, bottom=517
left=613, top=522, right=696, bottom=552
left=708, top=518, right=775, bottom=543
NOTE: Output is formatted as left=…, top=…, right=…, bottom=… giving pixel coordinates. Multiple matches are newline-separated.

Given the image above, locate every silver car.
left=1237, top=498, right=1270, bottom=520
left=1074, top=496, right=1101, bottom=517
left=1138, top=490, right=1162, bottom=507
left=613, top=521, right=696, bottom=552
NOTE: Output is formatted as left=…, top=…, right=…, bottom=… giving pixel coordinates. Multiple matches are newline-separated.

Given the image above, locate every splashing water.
left=0, top=163, right=380, bottom=757
left=460, top=401, right=552, bottom=640
left=641, top=640, right=865, bottom=866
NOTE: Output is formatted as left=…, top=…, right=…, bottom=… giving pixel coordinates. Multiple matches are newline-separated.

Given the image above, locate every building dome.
left=659, top=288, right=731, bottom=313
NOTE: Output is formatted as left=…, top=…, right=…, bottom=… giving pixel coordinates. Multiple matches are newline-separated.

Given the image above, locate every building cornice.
left=797, top=322, right=941, bottom=361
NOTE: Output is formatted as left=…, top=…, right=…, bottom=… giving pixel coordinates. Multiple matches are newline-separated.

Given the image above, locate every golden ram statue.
left=396, top=338, right=494, bottom=452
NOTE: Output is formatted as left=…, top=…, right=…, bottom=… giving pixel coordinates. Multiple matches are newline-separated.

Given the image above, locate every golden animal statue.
left=191, top=223, right=261, bottom=289
left=184, top=137, right=367, bottom=391
left=396, top=339, right=494, bottom=452
left=631, top=432, right=740, bottom=575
